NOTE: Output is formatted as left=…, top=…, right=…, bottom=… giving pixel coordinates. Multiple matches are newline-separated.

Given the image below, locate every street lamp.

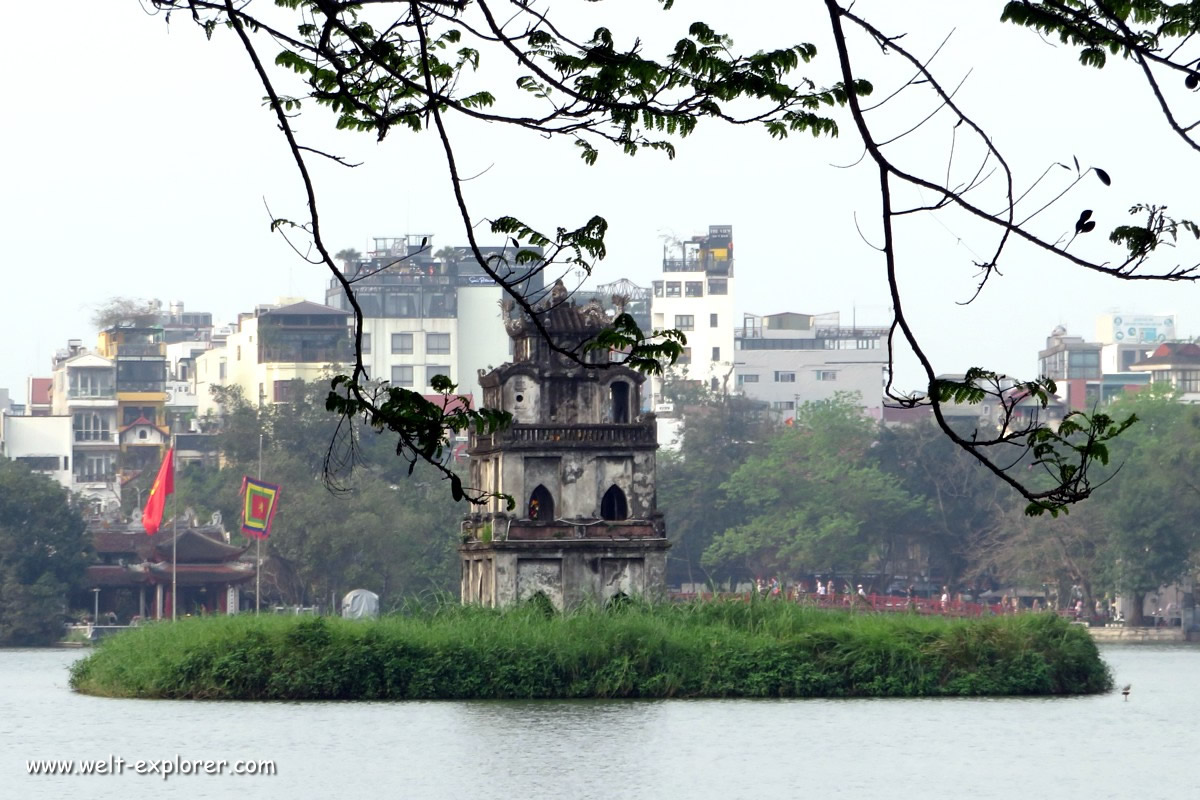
left=91, top=588, right=101, bottom=624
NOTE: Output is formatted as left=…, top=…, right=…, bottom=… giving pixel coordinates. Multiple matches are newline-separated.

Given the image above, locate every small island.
left=69, top=602, right=1111, bottom=700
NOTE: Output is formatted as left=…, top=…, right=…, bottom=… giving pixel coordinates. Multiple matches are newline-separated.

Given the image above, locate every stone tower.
left=459, top=282, right=669, bottom=609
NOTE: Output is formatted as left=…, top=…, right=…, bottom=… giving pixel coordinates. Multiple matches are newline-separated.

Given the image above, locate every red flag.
left=142, top=448, right=174, bottom=535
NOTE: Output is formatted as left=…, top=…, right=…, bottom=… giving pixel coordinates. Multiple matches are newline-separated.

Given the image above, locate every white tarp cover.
left=341, top=589, right=379, bottom=619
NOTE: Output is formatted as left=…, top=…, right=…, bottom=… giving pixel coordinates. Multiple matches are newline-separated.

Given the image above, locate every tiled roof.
left=261, top=300, right=349, bottom=317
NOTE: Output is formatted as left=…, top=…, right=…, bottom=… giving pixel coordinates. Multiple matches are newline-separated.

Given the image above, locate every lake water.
left=1, top=645, right=1194, bottom=799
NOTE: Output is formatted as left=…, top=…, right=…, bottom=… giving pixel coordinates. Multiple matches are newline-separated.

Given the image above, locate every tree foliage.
left=0, top=461, right=90, bottom=645
left=188, top=381, right=464, bottom=608
left=702, top=396, right=928, bottom=579
left=658, top=393, right=774, bottom=586
left=90, top=297, right=162, bottom=331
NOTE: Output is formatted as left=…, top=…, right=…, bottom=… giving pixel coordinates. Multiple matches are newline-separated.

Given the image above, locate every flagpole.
left=256, top=433, right=262, bottom=615
left=171, top=435, right=177, bottom=621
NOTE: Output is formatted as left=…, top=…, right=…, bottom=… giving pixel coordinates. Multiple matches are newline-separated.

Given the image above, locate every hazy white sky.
left=4, top=1, right=1198, bottom=404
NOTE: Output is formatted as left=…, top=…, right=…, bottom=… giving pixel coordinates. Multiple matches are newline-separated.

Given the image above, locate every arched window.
left=601, top=485, right=628, bottom=521
left=610, top=381, right=630, bottom=423
left=528, top=485, right=554, bottom=521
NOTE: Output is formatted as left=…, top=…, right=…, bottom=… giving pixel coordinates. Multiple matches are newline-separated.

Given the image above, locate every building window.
left=816, top=370, right=838, bottom=381
left=1179, top=370, right=1200, bottom=392
left=610, top=381, right=631, bottom=424
left=710, top=313, right=719, bottom=328
left=772, top=400, right=795, bottom=411
left=391, top=333, right=413, bottom=354
left=273, top=380, right=299, bottom=402
left=391, top=365, right=413, bottom=386
left=236, top=346, right=241, bottom=361
left=685, top=281, right=704, bottom=297
left=712, top=346, right=721, bottom=361
left=738, top=374, right=760, bottom=385
left=427, top=365, right=451, bottom=386
left=653, top=281, right=664, bottom=297
left=678, top=348, right=692, bottom=365
left=74, top=412, right=111, bottom=442
left=674, top=315, right=694, bottom=331
left=775, top=371, right=796, bottom=383
left=708, top=278, right=728, bottom=295
left=427, top=333, right=451, bottom=355
left=601, top=485, right=629, bottom=521
left=361, top=333, right=371, bottom=354
left=219, top=361, right=227, bottom=380
left=529, top=484, right=554, bottom=521
left=665, top=282, right=681, bottom=297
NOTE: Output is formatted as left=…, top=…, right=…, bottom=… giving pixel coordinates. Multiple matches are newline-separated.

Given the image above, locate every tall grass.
left=69, top=599, right=1112, bottom=700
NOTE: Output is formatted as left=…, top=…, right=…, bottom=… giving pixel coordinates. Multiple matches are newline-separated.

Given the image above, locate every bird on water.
left=1122, top=684, right=1131, bottom=700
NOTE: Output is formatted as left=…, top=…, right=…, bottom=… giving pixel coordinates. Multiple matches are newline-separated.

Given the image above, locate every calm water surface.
left=1, top=646, right=1193, bottom=799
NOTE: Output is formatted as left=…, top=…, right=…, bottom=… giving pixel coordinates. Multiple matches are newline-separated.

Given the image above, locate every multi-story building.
left=159, top=301, right=214, bottom=345
left=96, top=324, right=169, bottom=475
left=1038, top=325, right=1102, bottom=410
left=650, top=225, right=735, bottom=407
left=324, top=236, right=544, bottom=407
left=0, top=413, right=72, bottom=490
left=50, top=340, right=121, bottom=509
left=195, top=299, right=352, bottom=413
left=734, top=312, right=889, bottom=419
left=1128, top=342, right=1200, bottom=402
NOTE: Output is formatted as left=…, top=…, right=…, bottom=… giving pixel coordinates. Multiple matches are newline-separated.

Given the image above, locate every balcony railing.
left=472, top=421, right=656, bottom=449
left=116, top=381, right=166, bottom=393
left=69, top=388, right=116, bottom=399
left=74, top=472, right=116, bottom=484
left=74, top=431, right=115, bottom=443
left=116, top=343, right=164, bottom=357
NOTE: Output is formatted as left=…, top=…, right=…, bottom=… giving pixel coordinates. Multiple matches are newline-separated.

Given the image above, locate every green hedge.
left=69, top=601, right=1112, bottom=700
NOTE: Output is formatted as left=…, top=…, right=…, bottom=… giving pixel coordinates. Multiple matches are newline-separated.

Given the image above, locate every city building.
left=324, top=236, right=545, bottom=408
left=1038, top=325, right=1102, bottom=410
left=96, top=324, right=169, bottom=475
left=50, top=341, right=121, bottom=510
left=650, top=225, right=735, bottom=406
left=734, top=311, right=889, bottom=419
left=0, top=413, right=72, bottom=489
left=195, top=299, right=352, bottom=414
left=1128, top=341, right=1200, bottom=402
left=459, top=282, right=669, bottom=609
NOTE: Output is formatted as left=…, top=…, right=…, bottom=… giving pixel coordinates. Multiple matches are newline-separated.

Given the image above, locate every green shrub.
left=69, top=603, right=1112, bottom=700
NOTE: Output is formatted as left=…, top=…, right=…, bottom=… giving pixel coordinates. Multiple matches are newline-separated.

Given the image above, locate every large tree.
left=1086, top=387, right=1200, bottom=624
left=0, top=461, right=90, bottom=645
left=658, top=393, right=774, bottom=587
left=185, top=380, right=464, bottom=607
left=138, top=1, right=1200, bottom=512
left=702, top=396, right=928, bottom=581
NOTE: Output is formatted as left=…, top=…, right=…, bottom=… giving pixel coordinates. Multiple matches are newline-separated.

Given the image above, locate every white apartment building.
left=194, top=299, right=352, bottom=416
left=650, top=225, right=736, bottom=406
left=49, top=343, right=121, bottom=509
left=734, top=312, right=889, bottom=419
left=325, top=237, right=541, bottom=409
left=0, top=413, right=73, bottom=491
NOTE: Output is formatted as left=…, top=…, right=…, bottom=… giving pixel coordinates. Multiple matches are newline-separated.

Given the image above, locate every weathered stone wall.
left=461, top=541, right=670, bottom=609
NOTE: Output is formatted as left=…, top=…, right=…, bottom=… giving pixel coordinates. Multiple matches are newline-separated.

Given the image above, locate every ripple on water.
left=1, top=645, right=1194, bottom=800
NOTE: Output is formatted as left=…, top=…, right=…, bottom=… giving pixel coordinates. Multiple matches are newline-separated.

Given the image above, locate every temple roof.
left=154, top=528, right=247, bottom=562
left=147, top=562, right=255, bottom=586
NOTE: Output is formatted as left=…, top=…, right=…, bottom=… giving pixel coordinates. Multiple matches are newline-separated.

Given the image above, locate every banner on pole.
left=240, top=476, right=281, bottom=539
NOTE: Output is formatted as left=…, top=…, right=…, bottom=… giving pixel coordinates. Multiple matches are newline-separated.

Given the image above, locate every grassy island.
left=69, top=601, right=1111, bottom=700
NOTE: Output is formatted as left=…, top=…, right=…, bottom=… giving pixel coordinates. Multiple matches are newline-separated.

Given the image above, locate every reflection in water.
left=1, top=647, right=1195, bottom=800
